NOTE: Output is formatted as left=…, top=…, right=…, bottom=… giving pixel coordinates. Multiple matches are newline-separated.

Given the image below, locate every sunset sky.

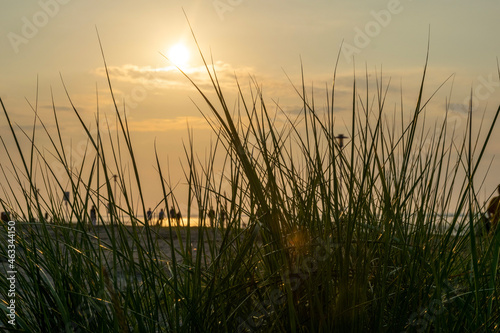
left=1, top=0, right=500, bottom=216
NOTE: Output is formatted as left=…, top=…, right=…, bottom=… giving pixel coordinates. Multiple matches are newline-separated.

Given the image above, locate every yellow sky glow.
left=1, top=1, right=500, bottom=214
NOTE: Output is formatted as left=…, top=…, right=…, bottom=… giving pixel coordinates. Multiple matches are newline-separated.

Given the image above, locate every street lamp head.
left=335, top=134, right=348, bottom=148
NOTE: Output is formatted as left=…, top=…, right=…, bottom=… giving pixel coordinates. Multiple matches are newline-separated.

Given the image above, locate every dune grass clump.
left=1, top=41, right=500, bottom=332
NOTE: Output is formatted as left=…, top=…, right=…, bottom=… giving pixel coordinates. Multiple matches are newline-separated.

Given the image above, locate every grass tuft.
left=0, top=40, right=499, bottom=332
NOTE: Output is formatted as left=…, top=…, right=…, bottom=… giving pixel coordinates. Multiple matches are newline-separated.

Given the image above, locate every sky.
left=1, top=0, right=500, bottom=218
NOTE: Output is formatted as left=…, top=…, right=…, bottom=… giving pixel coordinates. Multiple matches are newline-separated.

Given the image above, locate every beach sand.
left=1, top=223, right=225, bottom=284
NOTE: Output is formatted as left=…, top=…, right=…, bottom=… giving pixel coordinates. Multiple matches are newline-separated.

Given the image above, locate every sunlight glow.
left=167, top=43, right=190, bottom=68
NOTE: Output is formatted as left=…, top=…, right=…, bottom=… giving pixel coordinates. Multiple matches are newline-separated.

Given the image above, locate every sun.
left=167, top=43, right=190, bottom=67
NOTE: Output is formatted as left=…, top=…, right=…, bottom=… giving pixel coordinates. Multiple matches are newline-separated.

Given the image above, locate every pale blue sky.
left=1, top=0, right=499, bottom=213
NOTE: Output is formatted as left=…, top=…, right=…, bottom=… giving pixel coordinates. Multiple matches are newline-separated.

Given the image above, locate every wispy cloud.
left=93, top=62, right=256, bottom=91
left=448, top=102, right=469, bottom=114
left=92, top=61, right=474, bottom=125
left=125, top=116, right=211, bottom=132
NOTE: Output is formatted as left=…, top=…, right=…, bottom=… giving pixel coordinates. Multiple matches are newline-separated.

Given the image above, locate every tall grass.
left=1, top=40, right=500, bottom=332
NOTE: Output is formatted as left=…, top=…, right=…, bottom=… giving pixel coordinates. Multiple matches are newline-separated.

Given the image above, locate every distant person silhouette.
left=170, top=206, right=176, bottom=224
left=208, top=207, right=215, bottom=228
left=176, top=211, right=182, bottom=226
left=90, top=205, right=97, bottom=226
left=147, top=208, right=153, bottom=223
left=158, top=209, right=165, bottom=226
left=1, top=211, right=9, bottom=223
left=487, top=185, right=500, bottom=233
left=220, top=208, right=226, bottom=228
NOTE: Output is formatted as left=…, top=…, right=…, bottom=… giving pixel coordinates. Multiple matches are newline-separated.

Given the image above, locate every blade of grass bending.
left=0, top=98, right=40, bottom=220
left=154, top=142, right=182, bottom=331
left=485, top=60, right=500, bottom=320
left=181, top=18, right=284, bottom=253
left=465, top=91, right=482, bottom=324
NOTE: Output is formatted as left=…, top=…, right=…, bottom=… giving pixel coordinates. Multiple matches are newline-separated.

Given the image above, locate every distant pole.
left=335, top=134, right=348, bottom=204
left=113, top=174, right=118, bottom=224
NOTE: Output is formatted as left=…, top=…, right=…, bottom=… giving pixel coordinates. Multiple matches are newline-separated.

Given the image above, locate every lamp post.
left=336, top=134, right=347, bottom=149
